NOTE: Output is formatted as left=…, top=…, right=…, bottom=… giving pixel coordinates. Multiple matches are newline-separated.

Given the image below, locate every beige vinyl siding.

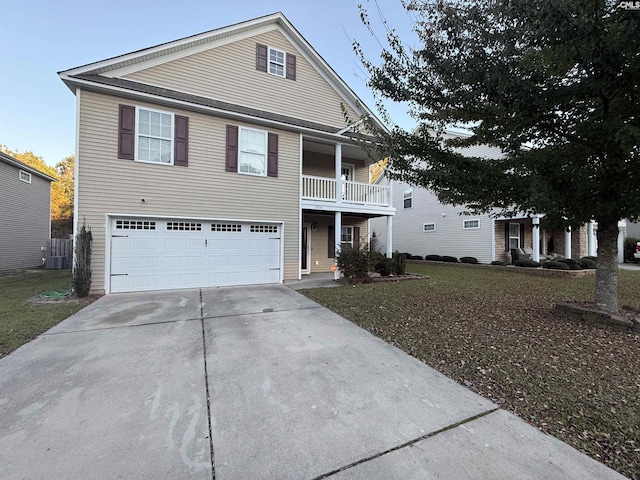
left=0, top=162, right=51, bottom=270
left=302, top=151, right=368, bottom=183
left=78, top=90, right=299, bottom=293
left=123, top=29, right=359, bottom=129
left=305, top=214, right=368, bottom=273
left=371, top=182, right=494, bottom=263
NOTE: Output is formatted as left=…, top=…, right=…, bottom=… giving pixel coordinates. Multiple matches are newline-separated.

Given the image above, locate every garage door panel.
left=110, top=219, right=281, bottom=293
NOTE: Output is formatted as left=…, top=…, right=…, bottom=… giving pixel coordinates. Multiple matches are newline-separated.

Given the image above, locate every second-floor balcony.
left=302, top=175, right=391, bottom=209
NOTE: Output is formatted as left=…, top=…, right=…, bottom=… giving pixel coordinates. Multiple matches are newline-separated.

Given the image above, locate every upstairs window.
left=269, top=47, right=285, bottom=77
left=403, top=188, right=413, bottom=209
left=423, top=223, right=436, bottom=232
left=239, top=127, right=267, bottom=176
left=19, top=170, right=32, bottom=183
left=463, top=219, right=481, bottom=229
left=136, top=107, right=174, bottom=165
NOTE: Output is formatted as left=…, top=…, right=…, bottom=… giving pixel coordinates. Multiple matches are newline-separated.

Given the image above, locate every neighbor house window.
left=239, top=127, right=267, bottom=176
left=463, top=219, right=480, bottom=229
left=509, top=223, right=521, bottom=249
left=19, top=170, right=31, bottom=183
left=268, top=47, right=285, bottom=77
left=136, top=107, right=174, bottom=164
left=403, top=188, right=413, bottom=209
left=423, top=223, right=436, bottom=232
left=341, top=226, right=354, bottom=247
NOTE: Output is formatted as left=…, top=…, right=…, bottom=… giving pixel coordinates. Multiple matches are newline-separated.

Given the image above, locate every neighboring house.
left=0, top=151, right=56, bottom=271
left=59, top=12, right=395, bottom=294
left=370, top=130, right=600, bottom=264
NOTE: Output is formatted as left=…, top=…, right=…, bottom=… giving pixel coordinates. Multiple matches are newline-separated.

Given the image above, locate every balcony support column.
left=386, top=215, right=393, bottom=258
left=532, top=216, right=540, bottom=263
left=334, top=211, right=342, bottom=260
left=564, top=226, right=572, bottom=259
left=335, top=144, right=342, bottom=204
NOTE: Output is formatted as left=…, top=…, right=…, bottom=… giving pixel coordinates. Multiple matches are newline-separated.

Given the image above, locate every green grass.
left=0, top=269, right=95, bottom=357
left=301, top=264, right=640, bottom=479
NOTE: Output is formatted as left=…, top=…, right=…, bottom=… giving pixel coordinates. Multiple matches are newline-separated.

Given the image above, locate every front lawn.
left=0, top=269, right=96, bottom=358
left=301, top=263, right=640, bottom=479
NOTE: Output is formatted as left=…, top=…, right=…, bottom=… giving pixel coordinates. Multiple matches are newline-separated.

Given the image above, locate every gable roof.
left=0, top=151, right=57, bottom=182
left=59, top=12, right=387, bottom=135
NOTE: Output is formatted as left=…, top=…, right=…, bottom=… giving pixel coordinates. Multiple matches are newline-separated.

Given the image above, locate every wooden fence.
left=47, top=238, right=73, bottom=266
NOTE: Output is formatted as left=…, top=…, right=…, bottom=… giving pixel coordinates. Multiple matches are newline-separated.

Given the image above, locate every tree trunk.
left=594, top=220, right=619, bottom=312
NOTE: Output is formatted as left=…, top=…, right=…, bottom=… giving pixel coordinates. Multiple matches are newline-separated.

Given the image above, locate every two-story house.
left=59, top=12, right=395, bottom=294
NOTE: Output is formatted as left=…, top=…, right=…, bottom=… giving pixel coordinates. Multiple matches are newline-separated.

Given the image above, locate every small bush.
left=559, top=258, right=583, bottom=270
left=374, top=257, right=393, bottom=277
left=441, top=256, right=459, bottom=263
left=73, top=222, right=93, bottom=297
left=336, top=244, right=371, bottom=281
left=579, top=258, right=596, bottom=269
left=514, top=259, right=541, bottom=268
left=392, top=251, right=406, bottom=275
left=407, top=255, right=424, bottom=260
left=543, top=261, right=570, bottom=270
left=459, top=256, right=479, bottom=264
left=425, top=255, right=442, bottom=261
left=582, top=256, right=597, bottom=262
left=491, top=260, right=507, bottom=266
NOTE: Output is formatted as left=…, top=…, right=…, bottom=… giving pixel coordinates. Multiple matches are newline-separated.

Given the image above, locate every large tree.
left=356, top=0, right=639, bottom=312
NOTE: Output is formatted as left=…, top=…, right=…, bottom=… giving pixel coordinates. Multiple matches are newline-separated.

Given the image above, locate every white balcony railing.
left=302, top=175, right=390, bottom=207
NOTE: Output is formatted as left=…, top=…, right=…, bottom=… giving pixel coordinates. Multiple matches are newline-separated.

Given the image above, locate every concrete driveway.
left=0, top=285, right=625, bottom=479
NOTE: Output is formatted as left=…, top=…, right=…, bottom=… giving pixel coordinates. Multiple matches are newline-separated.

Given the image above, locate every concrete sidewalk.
left=0, top=285, right=626, bottom=479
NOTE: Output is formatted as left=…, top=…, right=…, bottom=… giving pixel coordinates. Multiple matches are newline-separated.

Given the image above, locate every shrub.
left=392, top=251, right=406, bottom=275
left=558, top=258, right=583, bottom=270
left=582, top=256, right=597, bottom=262
left=73, top=222, right=93, bottom=297
left=374, top=257, right=393, bottom=277
left=491, top=260, right=507, bottom=266
left=542, top=261, right=570, bottom=270
left=425, top=254, right=442, bottom=261
left=579, top=258, right=596, bottom=269
left=441, top=255, right=459, bottom=263
left=336, top=243, right=372, bottom=281
left=407, top=255, right=424, bottom=260
left=459, top=256, right=479, bottom=264
left=514, top=259, right=541, bottom=268
left=624, top=237, right=639, bottom=262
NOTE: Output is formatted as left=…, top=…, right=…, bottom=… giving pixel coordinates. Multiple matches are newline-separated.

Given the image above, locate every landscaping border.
left=408, top=259, right=596, bottom=278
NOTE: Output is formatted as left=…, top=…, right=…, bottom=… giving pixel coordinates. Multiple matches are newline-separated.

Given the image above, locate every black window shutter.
left=520, top=224, right=526, bottom=248
left=267, top=133, right=278, bottom=177
left=354, top=227, right=360, bottom=249
left=504, top=223, right=509, bottom=252
left=328, top=225, right=335, bottom=258
left=286, top=53, right=296, bottom=80
left=118, top=104, right=135, bottom=160
left=226, top=125, right=238, bottom=172
left=256, top=44, right=268, bottom=72
left=174, top=115, right=188, bottom=167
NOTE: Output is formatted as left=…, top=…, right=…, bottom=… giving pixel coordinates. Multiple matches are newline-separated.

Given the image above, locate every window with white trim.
left=463, top=219, right=480, bottom=229
left=403, top=188, right=413, bottom=209
left=268, top=47, right=285, bottom=77
left=423, top=223, right=436, bottom=232
left=509, top=223, right=521, bottom=249
left=341, top=226, right=354, bottom=247
left=19, top=170, right=32, bottom=183
left=239, top=127, right=267, bottom=176
left=136, top=107, right=174, bottom=165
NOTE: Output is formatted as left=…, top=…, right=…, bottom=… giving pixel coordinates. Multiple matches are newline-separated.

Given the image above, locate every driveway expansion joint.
left=201, top=305, right=323, bottom=321
left=199, top=289, right=217, bottom=480
left=310, top=407, right=501, bottom=480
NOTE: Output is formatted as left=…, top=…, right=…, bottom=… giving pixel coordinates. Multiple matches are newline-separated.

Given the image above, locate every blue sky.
left=0, top=0, right=417, bottom=167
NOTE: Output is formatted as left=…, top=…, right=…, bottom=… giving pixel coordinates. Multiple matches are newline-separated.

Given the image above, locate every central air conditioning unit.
left=45, top=256, right=67, bottom=269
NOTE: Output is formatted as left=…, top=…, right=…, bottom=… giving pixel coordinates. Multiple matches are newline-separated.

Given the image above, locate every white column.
left=532, top=216, right=540, bottom=262
left=587, top=221, right=596, bottom=257
left=618, top=220, right=626, bottom=264
left=386, top=215, right=393, bottom=258
left=564, top=227, right=572, bottom=259
left=334, top=211, right=342, bottom=259
left=335, top=144, right=342, bottom=204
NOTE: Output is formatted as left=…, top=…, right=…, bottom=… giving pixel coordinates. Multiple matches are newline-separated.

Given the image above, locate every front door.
left=301, top=223, right=311, bottom=274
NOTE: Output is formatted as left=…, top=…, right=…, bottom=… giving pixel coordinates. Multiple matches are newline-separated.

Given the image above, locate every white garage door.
left=110, top=218, right=281, bottom=293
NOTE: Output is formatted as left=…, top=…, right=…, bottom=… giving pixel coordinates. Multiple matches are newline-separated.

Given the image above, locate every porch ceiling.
left=303, top=139, right=372, bottom=162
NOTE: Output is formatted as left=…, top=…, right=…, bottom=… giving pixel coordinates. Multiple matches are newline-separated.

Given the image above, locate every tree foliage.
left=1, top=146, right=74, bottom=220
left=355, top=0, right=640, bottom=311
